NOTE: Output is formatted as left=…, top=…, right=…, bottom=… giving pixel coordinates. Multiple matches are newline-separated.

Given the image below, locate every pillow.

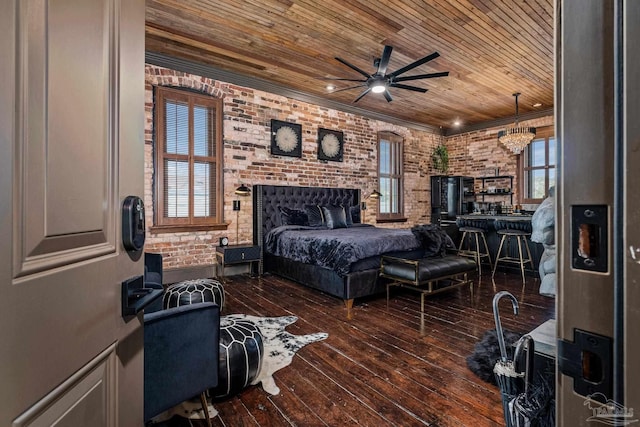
left=304, top=205, right=325, bottom=227
left=343, top=203, right=353, bottom=226
left=321, top=205, right=348, bottom=229
left=279, top=207, right=309, bottom=226
left=349, top=205, right=361, bottom=224
left=410, top=224, right=456, bottom=257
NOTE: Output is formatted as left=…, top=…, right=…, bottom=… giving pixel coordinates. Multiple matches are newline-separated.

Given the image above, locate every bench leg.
left=386, top=283, right=390, bottom=311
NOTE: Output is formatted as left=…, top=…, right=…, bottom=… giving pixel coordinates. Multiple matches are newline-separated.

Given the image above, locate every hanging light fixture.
left=498, top=93, right=536, bottom=154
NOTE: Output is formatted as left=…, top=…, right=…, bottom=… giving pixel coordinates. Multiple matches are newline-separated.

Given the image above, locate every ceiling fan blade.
left=390, top=83, right=428, bottom=93
left=335, top=57, right=371, bottom=78
left=353, top=88, right=372, bottom=103
left=331, top=84, right=366, bottom=93
left=388, top=52, right=440, bottom=79
left=393, top=71, right=450, bottom=82
left=383, top=89, right=393, bottom=102
left=377, top=45, right=393, bottom=76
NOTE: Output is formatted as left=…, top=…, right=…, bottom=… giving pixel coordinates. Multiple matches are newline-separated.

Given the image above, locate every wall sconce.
left=361, top=189, right=382, bottom=224
left=234, top=184, right=251, bottom=244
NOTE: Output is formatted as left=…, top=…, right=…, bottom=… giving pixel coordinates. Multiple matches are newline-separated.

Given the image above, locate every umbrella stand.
left=492, top=291, right=524, bottom=427
left=510, top=335, right=555, bottom=427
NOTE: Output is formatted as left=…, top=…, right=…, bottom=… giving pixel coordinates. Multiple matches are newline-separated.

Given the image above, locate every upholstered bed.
left=253, top=184, right=425, bottom=318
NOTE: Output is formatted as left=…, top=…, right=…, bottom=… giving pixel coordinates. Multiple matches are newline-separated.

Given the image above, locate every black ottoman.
left=210, top=316, right=264, bottom=399
left=163, top=278, right=225, bottom=312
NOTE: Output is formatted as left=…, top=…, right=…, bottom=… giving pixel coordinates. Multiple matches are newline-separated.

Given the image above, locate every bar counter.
left=448, top=214, right=542, bottom=275
left=456, top=213, right=533, bottom=221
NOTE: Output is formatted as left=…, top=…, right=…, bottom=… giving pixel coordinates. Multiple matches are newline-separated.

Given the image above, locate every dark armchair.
left=144, top=302, right=220, bottom=426
left=144, top=252, right=163, bottom=288
left=144, top=253, right=164, bottom=313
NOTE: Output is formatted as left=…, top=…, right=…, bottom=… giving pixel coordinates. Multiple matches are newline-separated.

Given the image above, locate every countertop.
left=457, top=213, right=533, bottom=220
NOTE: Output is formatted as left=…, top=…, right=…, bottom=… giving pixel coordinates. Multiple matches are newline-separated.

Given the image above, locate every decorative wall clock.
left=270, top=119, right=302, bottom=158
left=317, top=128, right=344, bottom=162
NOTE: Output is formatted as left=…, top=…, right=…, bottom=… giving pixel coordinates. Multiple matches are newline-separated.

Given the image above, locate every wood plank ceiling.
left=145, top=0, right=554, bottom=134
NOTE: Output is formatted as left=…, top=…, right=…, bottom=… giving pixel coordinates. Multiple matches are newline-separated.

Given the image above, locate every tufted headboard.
left=252, top=184, right=361, bottom=257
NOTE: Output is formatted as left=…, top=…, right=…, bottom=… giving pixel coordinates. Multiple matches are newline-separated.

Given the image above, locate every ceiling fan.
left=327, top=45, right=449, bottom=103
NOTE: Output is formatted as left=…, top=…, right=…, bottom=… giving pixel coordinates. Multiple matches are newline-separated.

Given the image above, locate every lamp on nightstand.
left=234, top=184, right=251, bottom=244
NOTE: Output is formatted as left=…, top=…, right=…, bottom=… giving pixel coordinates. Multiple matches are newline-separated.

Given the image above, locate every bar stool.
left=456, top=218, right=492, bottom=275
left=492, top=219, right=535, bottom=282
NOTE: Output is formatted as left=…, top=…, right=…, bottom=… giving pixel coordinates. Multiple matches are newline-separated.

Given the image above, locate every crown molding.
left=444, top=108, right=554, bottom=136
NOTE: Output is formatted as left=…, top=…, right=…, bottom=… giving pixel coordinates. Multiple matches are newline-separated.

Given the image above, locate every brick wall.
left=144, top=65, right=555, bottom=269
left=144, top=65, right=443, bottom=269
left=445, top=115, right=554, bottom=207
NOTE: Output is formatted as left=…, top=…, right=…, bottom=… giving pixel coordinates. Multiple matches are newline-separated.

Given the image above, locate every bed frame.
left=253, top=184, right=391, bottom=319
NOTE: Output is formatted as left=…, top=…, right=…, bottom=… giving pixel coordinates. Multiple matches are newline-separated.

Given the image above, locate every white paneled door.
left=0, top=0, right=145, bottom=425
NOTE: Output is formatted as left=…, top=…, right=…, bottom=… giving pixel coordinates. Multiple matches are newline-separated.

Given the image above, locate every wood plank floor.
left=177, top=271, right=554, bottom=427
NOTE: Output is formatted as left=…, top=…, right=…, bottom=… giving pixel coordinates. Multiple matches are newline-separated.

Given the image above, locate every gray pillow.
left=343, top=203, right=353, bottom=226
left=349, top=205, right=361, bottom=224
left=279, top=207, right=309, bottom=226
left=321, top=205, right=348, bottom=229
left=304, top=205, right=325, bottom=227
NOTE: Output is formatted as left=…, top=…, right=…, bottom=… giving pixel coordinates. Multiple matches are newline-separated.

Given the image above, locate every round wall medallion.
left=321, top=133, right=340, bottom=158
left=275, top=126, right=299, bottom=152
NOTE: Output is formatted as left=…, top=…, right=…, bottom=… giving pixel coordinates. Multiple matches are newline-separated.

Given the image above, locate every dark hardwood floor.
left=178, top=270, right=554, bottom=427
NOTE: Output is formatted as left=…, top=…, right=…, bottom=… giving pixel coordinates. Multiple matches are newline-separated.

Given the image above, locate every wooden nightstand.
left=216, top=244, right=260, bottom=277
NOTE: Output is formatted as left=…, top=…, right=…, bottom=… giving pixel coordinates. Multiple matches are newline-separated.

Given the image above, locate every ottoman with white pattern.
left=210, top=316, right=264, bottom=399
left=163, top=278, right=225, bottom=312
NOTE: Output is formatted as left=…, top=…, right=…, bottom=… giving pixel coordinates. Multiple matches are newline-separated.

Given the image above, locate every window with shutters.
left=153, top=87, right=224, bottom=232
left=377, top=132, right=405, bottom=221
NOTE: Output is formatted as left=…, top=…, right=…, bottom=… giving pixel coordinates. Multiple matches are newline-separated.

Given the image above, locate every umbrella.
left=493, top=291, right=524, bottom=427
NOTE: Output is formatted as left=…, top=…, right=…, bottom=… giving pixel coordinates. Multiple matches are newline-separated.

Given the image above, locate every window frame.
left=376, top=131, right=405, bottom=222
left=153, top=86, right=225, bottom=233
left=519, top=126, right=555, bottom=204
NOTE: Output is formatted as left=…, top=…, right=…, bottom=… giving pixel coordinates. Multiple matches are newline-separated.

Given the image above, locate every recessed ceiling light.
left=453, top=120, right=461, bottom=126
left=326, top=84, right=335, bottom=91
left=533, top=102, right=543, bottom=108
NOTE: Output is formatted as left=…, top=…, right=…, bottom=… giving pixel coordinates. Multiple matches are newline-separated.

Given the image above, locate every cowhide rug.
left=153, top=314, right=328, bottom=424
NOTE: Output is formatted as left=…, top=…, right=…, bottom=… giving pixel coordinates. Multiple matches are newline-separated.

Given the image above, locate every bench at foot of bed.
left=379, top=254, right=477, bottom=317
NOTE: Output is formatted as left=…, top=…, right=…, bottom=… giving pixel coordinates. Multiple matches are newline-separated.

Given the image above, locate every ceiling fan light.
left=371, top=84, right=386, bottom=93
